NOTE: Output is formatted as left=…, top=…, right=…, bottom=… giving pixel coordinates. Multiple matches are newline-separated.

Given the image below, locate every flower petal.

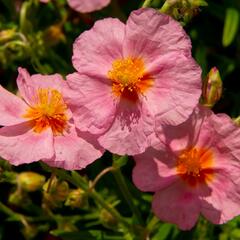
left=123, top=8, right=192, bottom=62
left=72, top=18, right=125, bottom=77
left=44, top=123, right=104, bottom=170
left=0, top=122, right=54, bottom=165
left=17, top=67, right=67, bottom=105
left=201, top=166, right=240, bottom=224
left=66, top=73, right=117, bottom=134
left=133, top=147, right=178, bottom=192
left=152, top=181, right=201, bottom=230
left=98, top=98, right=153, bottom=155
left=145, top=53, right=201, bottom=126
left=67, top=0, right=110, bottom=13
left=0, top=85, right=28, bottom=126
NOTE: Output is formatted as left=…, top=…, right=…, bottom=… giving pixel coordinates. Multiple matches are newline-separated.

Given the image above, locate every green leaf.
left=152, top=224, right=174, bottom=240
left=222, top=8, right=239, bottom=47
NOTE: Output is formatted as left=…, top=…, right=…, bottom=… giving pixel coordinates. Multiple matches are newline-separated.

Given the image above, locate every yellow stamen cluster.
left=23, top=88, right=68, bottom=135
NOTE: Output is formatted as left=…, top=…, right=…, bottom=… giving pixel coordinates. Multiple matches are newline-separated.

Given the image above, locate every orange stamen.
left=108, top=57, right=153, bottom=101
left=176, top=147, right=214, bottom=187
left=23, top=88, right=68, bottom=135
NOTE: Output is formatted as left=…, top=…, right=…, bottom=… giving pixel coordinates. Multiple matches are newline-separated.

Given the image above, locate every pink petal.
left=201, top=166, right=240, bottom=224
left=44, top=122, right=104, bottom=170
left=17, top=67, right=67, bottom=105
left=98, top=98, right=154, bottom=155
left=67, top=0, right=110, bottom=13
left=145, top=53, right=201, bottom=126
left=123, top=8, right=192, bottom=62
left=72, top=18, right=125, bottom=76
left=66, top=73, right=117, bottom=134
left=155, top=105, right=212, bottom=152
left=133, top=147, right=178, bottom=192
left=0, top=85, right=28, bottom=126
left=0, top=122, right=54, bottom=165
left=152, top=181, right=201, bottom=230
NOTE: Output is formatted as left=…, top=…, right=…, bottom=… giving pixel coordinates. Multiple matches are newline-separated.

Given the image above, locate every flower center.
left=23, top=88, right=68, bottom=135
left=176, top=147, right=214, bottom=186
left=108, top=57, right=153, bottom=101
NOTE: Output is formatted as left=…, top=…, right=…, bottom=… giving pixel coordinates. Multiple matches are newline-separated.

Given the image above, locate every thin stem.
left=146, top=216, right=159, bottom=233
left=0, top=201, right=18, bottom=218
left=46, top=173, right=56, bottom=193
left=112, top=168, right=144, bottom=225
left=89, top=166, right=115, bottom=191
left=159, top=0, right=172, bottom=13
left=90, top=189, right=131, bottom=229
left=142, top=0, right=153, bottom=8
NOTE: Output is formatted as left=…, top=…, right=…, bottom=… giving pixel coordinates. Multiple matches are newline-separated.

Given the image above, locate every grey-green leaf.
left=222, top=8, right=239, bottom=47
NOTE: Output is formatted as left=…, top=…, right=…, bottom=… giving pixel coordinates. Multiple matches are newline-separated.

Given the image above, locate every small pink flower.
left=0, top=68, right=103, bottom=170
left=40, top=0, right=110, bottom=13
left=67, top=0, right=111, bottom=13
left=66, top=8, right=201, bottom=155
left=133, top=105, right=240, bottom=230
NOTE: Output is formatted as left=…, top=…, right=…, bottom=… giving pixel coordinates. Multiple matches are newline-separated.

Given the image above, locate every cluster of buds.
left=42, top=176, right=69, bottom=209
left=161, top=0, right=208, bottom=24
left=8, top=171, right=45, bottom=206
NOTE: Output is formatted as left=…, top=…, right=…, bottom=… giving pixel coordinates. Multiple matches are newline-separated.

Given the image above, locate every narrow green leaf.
left=222, top=8, right=239, bottom=47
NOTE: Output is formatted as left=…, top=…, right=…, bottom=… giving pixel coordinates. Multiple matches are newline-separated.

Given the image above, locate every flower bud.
left=202, top=67, right=222, bottom=107
left=0, top=29, right=16, bottom=43
left=65, top=189, right=88, bottom=209
left=43, top=24, right=66, bottom=46
left=43, top=176, right=69, bottom=208
left=99, top=209, right=118, bottom=229
left=18, top=172, right=45, bottom=192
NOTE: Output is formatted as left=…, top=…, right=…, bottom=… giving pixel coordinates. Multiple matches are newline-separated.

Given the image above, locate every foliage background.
left=0, top=0, right=240, bottom=239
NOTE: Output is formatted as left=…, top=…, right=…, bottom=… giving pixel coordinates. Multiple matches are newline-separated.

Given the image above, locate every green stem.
left=142, top=0, right=153, bottom=8
left=0, top=201, right=18, bottom=218
left=146, top=216, right=159, bottom=233
left=159, top=0, right=172, bottom=13
left=54, top=169, right=131, bottom=229
left=112, top=168, right=144, bottom=225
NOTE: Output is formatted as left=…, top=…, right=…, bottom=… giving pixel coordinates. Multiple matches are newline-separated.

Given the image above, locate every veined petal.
left=0, top=122, right=54, bottom=165
left=0, top=85, right=28, bottom=126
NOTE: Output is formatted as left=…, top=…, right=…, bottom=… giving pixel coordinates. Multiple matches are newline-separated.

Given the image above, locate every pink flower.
left=0, top=68, right=103, bottom=170
left=66, top=8, right=201, bottom=155
left=40, top=0, right=110, bottom=13
left=133, top=105, right=240, bottom=230
left=67, top=0, right=111, bottom=13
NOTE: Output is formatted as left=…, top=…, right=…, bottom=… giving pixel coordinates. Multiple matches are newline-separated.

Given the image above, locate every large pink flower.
left=133, top=105, right=240, bottom=230
left=0, top=68, right=103, bottom=170
left=66, top=8, right=201, bottom=155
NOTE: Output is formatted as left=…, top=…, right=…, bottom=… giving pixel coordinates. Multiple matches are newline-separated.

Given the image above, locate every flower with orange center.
left=67, top=8, right=202, bottom=155
left=107, top=57, right=153, bottom=101
left=176, top=147, right=214, bottom=187
left=0, top=67, right=103, bottom=169
left=133, top=105, right=240, bottom=230
left=23, top=88, right=68, bottom=135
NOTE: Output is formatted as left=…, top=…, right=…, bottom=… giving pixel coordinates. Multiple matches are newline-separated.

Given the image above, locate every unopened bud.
left=0, top=29, right=16, bottom=43
left=43, top=176, right=69, bottom=208
left=18, top=172, right=45, bottom=192
left=65, top=189, right=88, bottom=209
left=202, top=67, right=222, bottom=107
left=99, top=209, right=118, bottom=229
left=43, top=24, right=65, bottom=46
